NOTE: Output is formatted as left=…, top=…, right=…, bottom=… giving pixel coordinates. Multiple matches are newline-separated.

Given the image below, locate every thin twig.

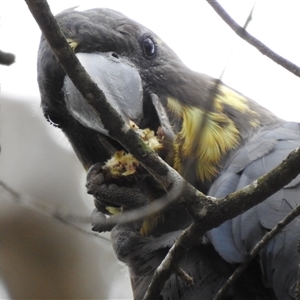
left=176, top=268, right=194, bottom=286
left=144, top=223, right=201, bottom=300
left=207, top=0, right=300, bottom=78
left=0, top=181, right=111, bottom=243
left=143, top=144, right=300, bottom=299
left=183, top=2, right=254, bottom=179
left=213, top=201, right=300, bottom=300
left=206, top=2, right=300, bottom=297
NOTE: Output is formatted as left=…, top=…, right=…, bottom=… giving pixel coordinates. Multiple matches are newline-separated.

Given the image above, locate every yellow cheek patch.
left=167, top=97, right=184, bottom=117
left=167, top=97, right=241, bottom=182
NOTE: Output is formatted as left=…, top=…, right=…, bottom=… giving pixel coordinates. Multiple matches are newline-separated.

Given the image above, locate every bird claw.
left=90, top=208, right=115, bottom=232
left=86, top=162, right=104, bottom=195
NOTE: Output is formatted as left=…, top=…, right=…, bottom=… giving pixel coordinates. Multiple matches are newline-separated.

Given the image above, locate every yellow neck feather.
left=167, top=87, right=258, bottom=182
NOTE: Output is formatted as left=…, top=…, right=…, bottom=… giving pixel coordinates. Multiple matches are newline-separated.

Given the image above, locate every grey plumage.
left=208, top=122, right=300, bottom=299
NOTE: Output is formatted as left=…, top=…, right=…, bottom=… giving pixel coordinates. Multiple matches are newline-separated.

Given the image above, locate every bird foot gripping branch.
left=86, top=121, right=170, bottom=235
left=38, top=6, right=300, bottom=300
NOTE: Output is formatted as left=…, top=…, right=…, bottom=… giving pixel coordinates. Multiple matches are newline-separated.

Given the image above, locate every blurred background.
left=1, top=1, right=300, bottom=299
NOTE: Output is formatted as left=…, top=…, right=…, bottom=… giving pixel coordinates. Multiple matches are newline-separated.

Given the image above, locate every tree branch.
left=144, top=223, right=202, bottom=299
left=0, top=181, right=111, bottom=243
left=144, top=146, right=300, bottom=299
left=214, top=199, right=300, bottom=300
left=207, top=0, right=300, bottom=78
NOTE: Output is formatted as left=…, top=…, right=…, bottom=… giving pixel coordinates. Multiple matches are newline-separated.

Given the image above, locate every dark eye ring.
left=141, top=36, right=157, bottom=59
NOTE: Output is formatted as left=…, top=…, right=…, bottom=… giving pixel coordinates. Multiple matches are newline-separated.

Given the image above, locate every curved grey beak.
left=63, top=52, right=143, bottom=135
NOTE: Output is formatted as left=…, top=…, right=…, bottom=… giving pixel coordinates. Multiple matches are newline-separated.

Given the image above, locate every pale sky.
left=1, top=1, right=300, bottom=121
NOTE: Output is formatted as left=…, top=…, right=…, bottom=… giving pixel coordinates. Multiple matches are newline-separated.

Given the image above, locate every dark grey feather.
left=208, top=122, right=300, bottom=299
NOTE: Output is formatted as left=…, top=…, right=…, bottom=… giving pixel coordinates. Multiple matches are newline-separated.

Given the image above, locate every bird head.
left=37, top=8, right=184, bottom=171
left=38, top=7, right=278, bottom=188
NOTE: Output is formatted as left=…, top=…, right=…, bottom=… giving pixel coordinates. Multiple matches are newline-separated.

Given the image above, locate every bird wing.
left=207, top=121, right=300, bottom=299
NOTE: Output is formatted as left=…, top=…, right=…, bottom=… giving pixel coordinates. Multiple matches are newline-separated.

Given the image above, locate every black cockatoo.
left=37, top=7, right=300, bottom=300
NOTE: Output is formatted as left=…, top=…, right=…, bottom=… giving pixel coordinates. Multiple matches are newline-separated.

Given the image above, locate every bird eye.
left=142, top=36, right=157, bottom=58
left=44, top=113, right=63, bottom=128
